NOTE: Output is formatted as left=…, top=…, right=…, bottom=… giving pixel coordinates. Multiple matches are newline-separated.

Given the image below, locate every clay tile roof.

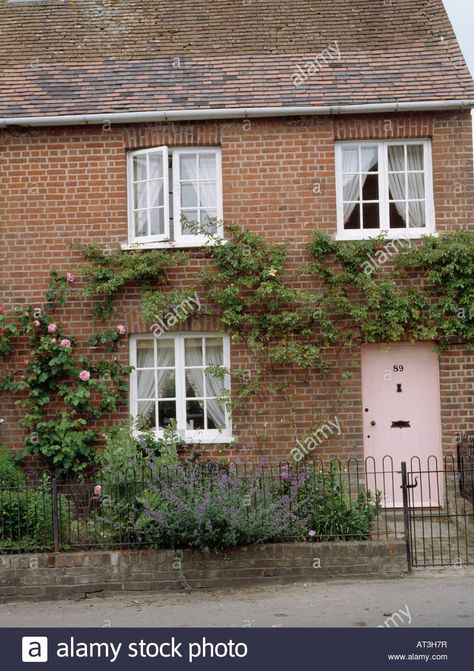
left=0, top=0, right=473, bottom=118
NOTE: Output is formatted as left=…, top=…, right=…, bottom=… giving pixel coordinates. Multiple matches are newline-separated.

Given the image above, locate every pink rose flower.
left=47, top=323, right=57, bottom=333
left=116, top=324, right=126, bottom=335
left=51, top=338, right=57, bottom=343
left=79, top=370, right=90, bottom=382
left=93, top=485, right=102, bottom=496
left=33, top=320, right=40, bottom=327
left=60, top=339, right=71, bottom=348
left=66, top=272, right=75, bottom=283
left=24, top=359, right=30, bottom=365
left=308, top=530, right=316, bottom=537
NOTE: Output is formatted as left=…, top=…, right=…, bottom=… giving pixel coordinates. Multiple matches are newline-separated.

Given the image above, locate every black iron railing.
left=0, top=456, right=472, bottom=567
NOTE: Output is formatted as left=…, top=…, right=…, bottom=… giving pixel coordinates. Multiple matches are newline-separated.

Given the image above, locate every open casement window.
left=128, top=146, right=170, bottom=244
left=172, top=148, right=223, bottom=245
left=335, top=140, right=435, bottom=240
left=127, top=146, right=222, bottom=247
left=129, top=334, right=231, bottom=443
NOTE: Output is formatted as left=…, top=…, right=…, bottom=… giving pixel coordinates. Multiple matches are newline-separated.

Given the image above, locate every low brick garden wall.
left=0, top=540, right=407, bottom=602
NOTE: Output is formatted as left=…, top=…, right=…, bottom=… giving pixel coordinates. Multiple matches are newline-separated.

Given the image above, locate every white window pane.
left=137, top=370, right=155, bottom=399
left=199, top=154, right=217, bottom=179
left=408, top=201, right=426, bottom=228
left=157, top=369, right=176, bottom=399
left=134, top=210, right=148, bottom=237
left=157, top=339, right=175, bottom=367
left=148, top=153, right=163, bottom=179
left=200, top=210, right=218, bottom=231
left=205, top=337, right=223, bottom=365
left=389, top=173, right=406, bottom=201
left=137, top=401, right=156, bottom=429
left=181, top=182, right=199, bottom=208
left=186, top=400, right=205, bottom=430
left=207, top=403, right=226, bottom=430
left=408, top=173, right=425, bottom=199
left=133, top=155, right=147, bottom=181
left=181, top=212, right=199, bottom=234
left=344, top=203, right=361, bottom=229
left=158, top=402, right=176, bottom=429
left=343, top=174, right=360, bottom=202
left=134, top=181, right=147, bottom=209
left=342, top=147, right=359, bottom=173
left=185, top=338, right=203, bottom=366
left=389, top=202, right=408, bottom=228
left=149, top=180, right=164, bottom=208
left=407, top=145, right=424, bottom=171
left=361, top=147, right=378, bottom=172
left=150, top=208, right=165, bottom=236
left=205, top=372, right=224, bottom=397
left=137, top=340, right=154, bottom=367
left=388, top=145, right=406, bottom=172
left=362, top=203, right=380, bottom=229
left=186, top=370, right=203, bottom=398
left=200, top=182, right=217, bottom=208
left=180, top=154, right=198, bottom=180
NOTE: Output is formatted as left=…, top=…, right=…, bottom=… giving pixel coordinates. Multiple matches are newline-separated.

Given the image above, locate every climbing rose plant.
left=0, top=273, right=132, bottom=474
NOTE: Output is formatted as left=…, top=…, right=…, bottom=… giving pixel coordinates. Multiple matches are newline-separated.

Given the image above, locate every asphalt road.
left=1, top=570, right=473, bottom=628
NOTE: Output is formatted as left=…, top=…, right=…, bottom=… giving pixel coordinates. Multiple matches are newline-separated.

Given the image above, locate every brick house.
left=0, top=0, right=473, bottom=479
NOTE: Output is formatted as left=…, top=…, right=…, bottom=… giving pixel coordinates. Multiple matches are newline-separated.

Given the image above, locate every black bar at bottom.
left=3, top=627, right=469, bottom=670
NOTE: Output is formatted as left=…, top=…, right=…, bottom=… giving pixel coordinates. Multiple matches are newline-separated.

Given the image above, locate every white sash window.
left=130, top=334, right=231, bottom=443
left=335, top=140, right=435, bottom=240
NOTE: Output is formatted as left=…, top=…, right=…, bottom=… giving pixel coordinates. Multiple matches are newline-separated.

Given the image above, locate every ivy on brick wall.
left=78, top=243, right=197, bottom=326
left=308, top=229, right=474, bottom=346
left=199, top=226, right=472, bottom=393
left=1, top=226, right=472, bottom=472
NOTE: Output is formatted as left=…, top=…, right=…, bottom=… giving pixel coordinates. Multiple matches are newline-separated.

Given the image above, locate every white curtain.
left=343, top=148, right=379, bottom=223
left=408, top=150, right=425, bottom=228
left=185, top=341, right=226, bottom=430
left=205, top=344, right=226, bottom=429
left=137, top=342, right=175, bottom=428
left=387, top=146, right=408, bottom=224
left=388, top=145, right=425, bottom=228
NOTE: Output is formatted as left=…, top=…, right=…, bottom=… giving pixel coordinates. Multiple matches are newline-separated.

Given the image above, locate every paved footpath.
left=1, top=570, right=473, bottom=628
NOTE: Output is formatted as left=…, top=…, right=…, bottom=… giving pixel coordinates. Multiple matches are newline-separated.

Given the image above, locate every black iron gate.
left=402, top=442, right=474, bottom=568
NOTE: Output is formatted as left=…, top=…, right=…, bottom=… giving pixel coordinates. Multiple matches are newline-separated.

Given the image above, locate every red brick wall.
left=0, top=111, right=472, bottom=464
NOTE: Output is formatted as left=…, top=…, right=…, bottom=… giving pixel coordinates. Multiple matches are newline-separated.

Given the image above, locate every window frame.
left=129, top=333, right=232, bottom=444
left=335, top=139, right=435, bottom=240
left=172, top=147, right=224, bottom=246
left=127, top=146, right=223, bottom=248
left=127, top=146, right=170, bottom=245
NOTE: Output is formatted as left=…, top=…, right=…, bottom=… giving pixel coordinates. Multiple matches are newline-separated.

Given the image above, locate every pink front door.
left=361, top=343, right=443, bottom=507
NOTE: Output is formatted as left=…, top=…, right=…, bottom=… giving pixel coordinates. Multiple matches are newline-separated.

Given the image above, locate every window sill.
left=185, top=434, right=234, bottom=445
left=336, top=230, right=438, bottom=242
left=122, top=239, right=226, bottom=251
left=133, top=430, right=234, bottom=445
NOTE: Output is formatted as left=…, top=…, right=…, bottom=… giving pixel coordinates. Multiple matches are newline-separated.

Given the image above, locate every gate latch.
left=391, top=420, right=411, bottom=429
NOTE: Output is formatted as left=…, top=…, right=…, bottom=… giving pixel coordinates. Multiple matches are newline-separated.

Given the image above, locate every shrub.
left=134, top=466, right=298, bottom=550
left=285, top=462, right=382, bottom=541
left=0, top=474, right=70, bottom=550
left=96, top=420, right=184, bottom=544
left=0, top=446, right=23, bottom=486
left=100, top=419, right=182, bottom=483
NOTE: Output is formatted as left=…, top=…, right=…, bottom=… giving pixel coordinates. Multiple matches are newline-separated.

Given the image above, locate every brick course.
left=0, top=541, right=407, bottom=602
